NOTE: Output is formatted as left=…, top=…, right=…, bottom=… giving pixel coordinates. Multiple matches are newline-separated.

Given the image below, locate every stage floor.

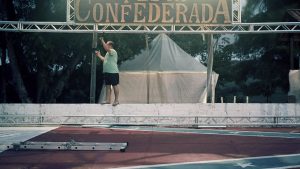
left=0, top=126, right=300, bottom=169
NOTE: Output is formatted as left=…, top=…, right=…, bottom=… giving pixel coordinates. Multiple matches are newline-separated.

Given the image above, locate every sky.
left=242, top=0, right=247, bottom=8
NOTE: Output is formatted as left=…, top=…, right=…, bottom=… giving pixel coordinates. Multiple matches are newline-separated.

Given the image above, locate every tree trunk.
left=36, top=71, right=47, bottom=103
left=0, top=35, right=7, bottom=103
left=1, top=0, right=32, bottom=103
left=6, top=36, right=32, bottom=103
left=36, top=53, right=48, bottom=103
left=0, top=68, right=6, bottom=103
left=47, top=54, right=82, bottom=103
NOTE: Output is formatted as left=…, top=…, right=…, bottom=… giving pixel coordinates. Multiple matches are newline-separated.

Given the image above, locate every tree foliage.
left=214, top=0, right=299, bottom=103
left=0, top=0, right=148, bottom=103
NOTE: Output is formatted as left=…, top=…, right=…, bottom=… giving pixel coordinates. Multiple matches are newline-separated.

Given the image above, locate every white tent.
left=100, top=34, right=218, bottom=103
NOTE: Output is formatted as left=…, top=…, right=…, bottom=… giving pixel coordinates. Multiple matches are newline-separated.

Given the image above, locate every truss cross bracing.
left=0, top=0, right=298, bottom=34
left=1, top=21, right=300, bottom=34
left=232, top=0, right=242, bottom=23
left=1, top=0, right=296, bottom=34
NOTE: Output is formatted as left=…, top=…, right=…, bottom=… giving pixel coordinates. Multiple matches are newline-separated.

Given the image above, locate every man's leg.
left=105, top=85, right=112, bottom=103
left=113, top=85, right=119, bottom=105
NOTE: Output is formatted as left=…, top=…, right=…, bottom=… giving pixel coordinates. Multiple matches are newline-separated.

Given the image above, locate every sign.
left=75, top=0, right=232, bottom=24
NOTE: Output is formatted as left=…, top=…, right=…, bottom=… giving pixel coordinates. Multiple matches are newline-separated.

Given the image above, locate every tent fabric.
left=289, top=70, right=300, bottom=103
left=100, top=33, right=218, bottom=104
left=119, top=34, right=207, bottom=72
left=118, top=72, right=212, bottom=103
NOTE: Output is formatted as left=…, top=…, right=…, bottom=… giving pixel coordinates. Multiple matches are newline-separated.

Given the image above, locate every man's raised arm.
left=100, top=37, right=111, bottom=53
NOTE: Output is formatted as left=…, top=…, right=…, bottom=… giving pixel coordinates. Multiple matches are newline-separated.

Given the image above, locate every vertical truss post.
left=90, top=25, right=98, bottom=103
left=66, top=0, right=70, bottom=22
left=145, top=33, right=150, bottom=104
left=290, top=37, right=295, bottom=70
left=206, top=34, right=215, bottom=103
left=232, top=0, right=242, bottom=23
left=66, top=0, right=75, bottom=23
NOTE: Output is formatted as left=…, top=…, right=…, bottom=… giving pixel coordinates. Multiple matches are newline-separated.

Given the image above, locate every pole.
left=206, top=34, right=214, bottom=103
left=90, top=25, right=98, bottom=103
left=290, top=37, right=294, bottom=70
left=145, top=33, right=150, bottom=104
left=66, top=0, right=71, bottom=22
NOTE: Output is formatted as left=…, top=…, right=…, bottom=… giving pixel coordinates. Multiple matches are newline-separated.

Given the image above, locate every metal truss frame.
left=66, top=0, right=75, bottom=22
left=1, top=21, right=300, bottom=34
left=3, top=0, right=299, bottom=34
left=1, top=114, right=299, bottom=127
left=232, top=0, right=242, bottom=23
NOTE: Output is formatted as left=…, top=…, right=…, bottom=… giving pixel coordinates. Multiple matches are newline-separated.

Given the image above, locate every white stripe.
left=110, top=127, right=300, bottom=139
left=113, top=153, right=300, bottom=169
left=202, top=129, right=300, bottom=136
left=264, top=165, right=300, bottom=169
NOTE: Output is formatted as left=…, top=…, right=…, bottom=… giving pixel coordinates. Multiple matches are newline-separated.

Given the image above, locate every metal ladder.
left=6, top=140, right=128, bottom=152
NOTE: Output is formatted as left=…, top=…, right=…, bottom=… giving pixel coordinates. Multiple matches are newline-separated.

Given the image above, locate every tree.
left=0, top=0, right=148, bottom=103
left=215, top=0, right=300, bottom=102
left=0, top=0, right=32, bottom=103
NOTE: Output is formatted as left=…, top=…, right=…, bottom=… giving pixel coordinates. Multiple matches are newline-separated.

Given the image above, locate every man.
left=95, top=38, right=119, bottom=106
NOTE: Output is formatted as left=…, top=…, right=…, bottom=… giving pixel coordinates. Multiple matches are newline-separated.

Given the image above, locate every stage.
left=1, top=103, right=300, bottom=126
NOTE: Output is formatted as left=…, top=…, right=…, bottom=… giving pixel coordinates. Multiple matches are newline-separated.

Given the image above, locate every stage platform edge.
left=0, top=103, right=299, bottom=127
